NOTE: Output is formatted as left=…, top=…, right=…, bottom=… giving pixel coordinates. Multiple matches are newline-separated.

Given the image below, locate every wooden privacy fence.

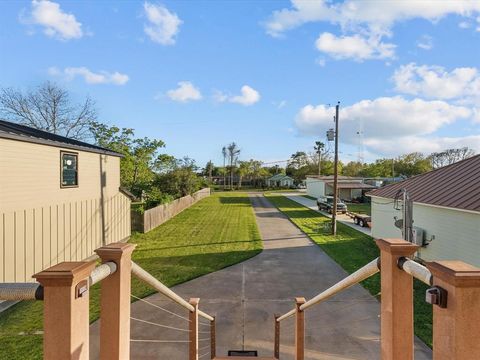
left=0, top=192, right=131, bottom=282
left=131, top=188, right=211, bottom=233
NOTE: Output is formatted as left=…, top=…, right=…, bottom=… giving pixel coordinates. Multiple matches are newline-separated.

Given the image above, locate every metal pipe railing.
left=398, top=257, right=432, bottom=285
left=277, top=257, right=380, bottom=322
left=130, top=261, right=214, bottom=321
left=0, top=261, right=118, bottom=301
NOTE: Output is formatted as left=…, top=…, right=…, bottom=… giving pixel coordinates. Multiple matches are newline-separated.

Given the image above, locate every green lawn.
left=265, top=194, right=432, bottom=347
left=346, top=202, right=372, bottom=215
left=0, top=192, right=262, bottom=359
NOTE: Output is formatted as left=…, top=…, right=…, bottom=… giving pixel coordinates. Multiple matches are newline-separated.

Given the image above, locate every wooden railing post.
left=95, top=243, right=136, bottom=360
left=274, top=315, right=280, bottom=359
left=427, top=261, right=480, bottom=360
left=210, top=316, right=216, bottom=359
left=295, top=297, right=306, bottom=360
left=189, top=298, right=200, bottom=360
left=375, top=238, right=418, bottom=360
left=34, top=261, right=95, bottom=360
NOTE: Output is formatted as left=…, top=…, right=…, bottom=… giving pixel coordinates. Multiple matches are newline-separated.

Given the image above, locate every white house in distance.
left=0, top=120, right=132, bottom=282
left=368, top=155, right=480, bottom=267
left=306, top=175, right=375, bottom=201
left=266, top=174, right=294, bottom=188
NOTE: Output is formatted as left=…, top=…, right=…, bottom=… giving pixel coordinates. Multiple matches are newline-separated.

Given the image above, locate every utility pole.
left=331, top=102, right=340, bottom=235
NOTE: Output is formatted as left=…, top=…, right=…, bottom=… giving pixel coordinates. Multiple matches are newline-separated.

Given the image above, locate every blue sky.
left=1, top=1, right=480, bottom=167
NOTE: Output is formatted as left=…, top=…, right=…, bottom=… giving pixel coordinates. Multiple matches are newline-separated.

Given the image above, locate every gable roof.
left=367, top=155, right=480, bottom=212
left=267, top=174, right=293, bottom=181
left=0, top=119, right=123, bottom=157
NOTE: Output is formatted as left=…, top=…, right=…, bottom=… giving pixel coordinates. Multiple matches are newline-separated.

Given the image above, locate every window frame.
left=60, top=151, right=79, bottom=188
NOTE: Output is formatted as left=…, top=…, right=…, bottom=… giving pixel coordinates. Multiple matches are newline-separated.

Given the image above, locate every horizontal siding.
left=0, top=193, right=131, bottom=282
left=371, top=197, right=480, bottom=267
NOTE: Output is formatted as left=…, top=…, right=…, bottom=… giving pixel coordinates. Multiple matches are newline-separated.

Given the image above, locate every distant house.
left=306, top=175, right=375, bottom=201
left=368, top=155, right=480, bottom=267
left=0, top=120, right=131, bottom=282
left=266, top=174, right=294, bottom=188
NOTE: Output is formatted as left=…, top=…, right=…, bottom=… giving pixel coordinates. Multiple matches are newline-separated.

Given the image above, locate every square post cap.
left=33, top=261, right=96, bottom=287
left=376, top=238, right=418, bottom=256
left=427, top=261, right=480, bottom=288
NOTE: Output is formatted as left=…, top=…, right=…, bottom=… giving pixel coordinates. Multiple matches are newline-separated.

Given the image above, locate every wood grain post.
left=210, top=316, right=216, bottom=359
left=274, top=314, right=280, bottom=359
left=375, top=238, right=418, bottom=360
left=189, top=298, right=200, bottom=360
left=427, top=261, right=480, bottom=360
left=95, top=243, right=136, bottom=360
left=34, top=261, right=96, bottom=360
left=295, top=297, right=306, bottom=360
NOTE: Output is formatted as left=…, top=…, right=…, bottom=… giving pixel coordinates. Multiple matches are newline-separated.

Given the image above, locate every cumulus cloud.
left=166, top=81, right=202, bottom=102
left=22, top=0, right=83, bottom=40
left=315, top=32, right=395, bottom=61
left=143, top=2, right=182, bottom=45
left=417, top=35, right=433, bottom=50
left=392, top=63, right=480, bottom=102
left=214, top=85, right=260, bottom=106
left=265, top=0, right=480, bottom=37
left=48, top=66, right=129, bottom=85
left=295, top=96, right=472, bottom=156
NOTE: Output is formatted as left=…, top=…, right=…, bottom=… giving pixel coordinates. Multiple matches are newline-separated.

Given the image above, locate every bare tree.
left=0, top=81, right=97, bottom=140
left=222, top=146, right=227, bottom=190
left=429, top=147, right=475, bottom=169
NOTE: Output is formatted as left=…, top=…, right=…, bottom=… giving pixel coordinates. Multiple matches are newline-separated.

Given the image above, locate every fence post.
left=189, top=298, right=200, bottom=360
left=295, top=297, right=306, bottom=360
left=34, top=261, right=96, bottom=360
left=375, top=238, right=418, bottom=360
left=427, top=261, right=480, bottom=360
left=274, top=315, right=280, bottom=359
left=95, top=243, right=136, bottom=360
left=210, top=316, right=216, bottom=359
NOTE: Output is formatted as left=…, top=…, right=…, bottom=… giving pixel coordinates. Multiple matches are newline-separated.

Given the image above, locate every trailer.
left=347, top=212, right=371, bottom=228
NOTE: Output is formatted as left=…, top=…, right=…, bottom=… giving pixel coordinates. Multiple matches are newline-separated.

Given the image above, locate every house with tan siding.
left=0, top=120, right=131, bottom=282
left=368, top=155, right=480, bottom=267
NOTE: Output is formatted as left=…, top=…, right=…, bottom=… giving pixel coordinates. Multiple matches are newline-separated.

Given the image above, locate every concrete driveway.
left=282, top=193, right=372, bottom=236
left=90, top=193, right=430, bottom=359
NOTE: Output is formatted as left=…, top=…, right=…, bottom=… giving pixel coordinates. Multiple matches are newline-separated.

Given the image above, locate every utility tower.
left=356, top=119, right=365, bottom=164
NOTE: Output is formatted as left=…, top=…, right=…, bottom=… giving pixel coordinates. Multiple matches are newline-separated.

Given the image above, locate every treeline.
left=286, top=147, right=475, bottom=183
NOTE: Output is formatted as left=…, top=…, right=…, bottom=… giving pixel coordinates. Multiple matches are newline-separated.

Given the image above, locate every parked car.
left=317, top=196, right=348, bottom=214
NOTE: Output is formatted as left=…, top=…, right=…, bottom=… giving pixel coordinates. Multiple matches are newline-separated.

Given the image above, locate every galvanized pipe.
left=277, top=257, right=380, bottom=322
left=398, top=257, right=433, bottom=285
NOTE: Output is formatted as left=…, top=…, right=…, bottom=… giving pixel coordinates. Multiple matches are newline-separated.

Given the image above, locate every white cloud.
left=295, top=96, right=472, bottom=156
left=265, top=0, right=480, bottom=37
left=23, top=0, right=83, bottom=40
left=215, top=85, right=261, bottom=106
left=459, top=21, right=471, bottom=29
left=166, top=81, right=202, bottom=102
left=143, top=2, right=182, bottom=45
left=392, top=63, right=480, bottom=102
left=417, top=35, right=433, bottom=50
left=48, top=66, right=129, bottom=85
left=315, top=32, right=395, bottom=61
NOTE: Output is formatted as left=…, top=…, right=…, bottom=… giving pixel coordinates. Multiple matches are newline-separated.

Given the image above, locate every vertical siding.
left=0, top=193, right=131, bottom=282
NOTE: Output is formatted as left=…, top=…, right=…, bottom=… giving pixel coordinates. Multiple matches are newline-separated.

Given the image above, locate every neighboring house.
left=306, top=175, right=375, bottom=201
left=0, top=120, right=131, bottom=282
left=367, top=155, right=480, bottom=267
left=266, top=174, right=294, bottom=188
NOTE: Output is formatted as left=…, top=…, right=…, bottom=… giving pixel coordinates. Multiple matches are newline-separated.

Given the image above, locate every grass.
left=0, top=192, right=262, bottom=359
left=345, top=202, right=372, bottom=215
left=265, top=194, right=432, bottom=347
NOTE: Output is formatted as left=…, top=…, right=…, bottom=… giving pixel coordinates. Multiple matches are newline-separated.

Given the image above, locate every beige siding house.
left=306, top=175, right=375, bottom=201
left=0, top=120, right=131, bottom=282
left=368, top=155, right=480, bottom=267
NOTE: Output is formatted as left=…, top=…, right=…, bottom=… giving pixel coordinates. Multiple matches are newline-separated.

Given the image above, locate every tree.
left=237, top=161, right=250, bottom=189
left=429, top=147, right=475, bottom=169
left=342, top=161, right=365, bottom=177
left=314, top=141, right=326, bottom=175
left=89, top=122, right=165, bottom=197
left=395, top=152, right=432, bottom=177
left=204, top=160, right=214, bottom=182
left=222, top=146, right=227, bottom=189
left=0, top=81, right=96, bottom=140
left=226, top=142, right=240, bottom=189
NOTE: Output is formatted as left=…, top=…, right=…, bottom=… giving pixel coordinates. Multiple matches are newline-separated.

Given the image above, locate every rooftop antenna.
left=356, top=119, right=365, bottom=164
